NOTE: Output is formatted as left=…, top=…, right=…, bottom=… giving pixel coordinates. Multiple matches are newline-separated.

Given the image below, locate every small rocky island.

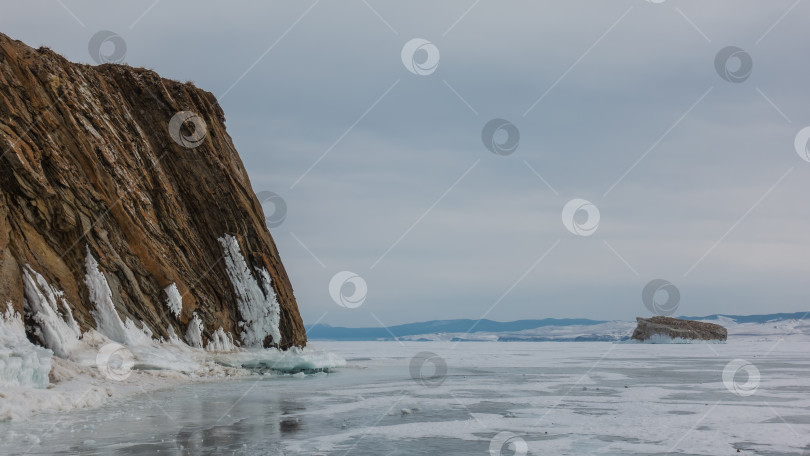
left=631, top=316, right=727, bottom=342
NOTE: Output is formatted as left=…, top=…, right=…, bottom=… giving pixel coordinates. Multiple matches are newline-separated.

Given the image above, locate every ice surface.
left=0, top=321, right=344, bottom=422
left=0, top=303, right=51, bottom=390
left=7, top=248, right=806, bottom=452
left=214, top=346, right=347, bottom=373
left=21, top=265, right=81, bottom=358
left=164, top=283, right=183, bottom=319
left=628, top=334, right=727, bottom=344
left=218, top=234, right=281, bottom=347
left=1, top=340, right=807, bottom=455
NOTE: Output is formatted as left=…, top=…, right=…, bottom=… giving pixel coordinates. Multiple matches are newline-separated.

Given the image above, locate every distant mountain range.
left=306, top=311, right=810, bottom=342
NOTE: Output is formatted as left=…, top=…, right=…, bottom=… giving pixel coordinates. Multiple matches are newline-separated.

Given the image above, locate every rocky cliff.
left=631, top=316, right=727, bottom=342
left=0, top=33, right=305, bottom=350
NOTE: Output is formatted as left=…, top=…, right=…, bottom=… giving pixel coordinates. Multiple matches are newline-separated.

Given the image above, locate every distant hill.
left=307, top=318, right=606, bottom=340
left=679, top=311, right=810, bottom=324
left=306, top=312, right=810, bottom=341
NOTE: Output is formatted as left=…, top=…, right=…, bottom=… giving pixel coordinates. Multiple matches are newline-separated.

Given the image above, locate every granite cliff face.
left=632, top=316, right=727, bottom=342
left=0, top=33, right=305, bottom=350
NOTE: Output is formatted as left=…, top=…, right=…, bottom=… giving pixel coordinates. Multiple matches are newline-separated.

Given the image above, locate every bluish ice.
left=1, top=341, right=808, bottom=455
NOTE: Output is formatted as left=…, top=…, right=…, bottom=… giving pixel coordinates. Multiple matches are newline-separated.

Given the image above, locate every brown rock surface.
left=631, top=316, right=727, bottom=342
left=0, top=33, right=305, bottom=349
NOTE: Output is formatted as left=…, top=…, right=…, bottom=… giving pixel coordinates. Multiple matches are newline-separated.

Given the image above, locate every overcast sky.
left=4, top=1, right=810, bottom=327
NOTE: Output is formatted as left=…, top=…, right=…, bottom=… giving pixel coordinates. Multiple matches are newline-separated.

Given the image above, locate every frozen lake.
left=2, top=341, right=809, bottom=455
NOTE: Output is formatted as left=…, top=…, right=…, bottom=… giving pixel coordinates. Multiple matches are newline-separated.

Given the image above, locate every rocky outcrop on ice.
left=0, top=32, right=305, bottom=352
left=631, top=316, right=727, bottom=342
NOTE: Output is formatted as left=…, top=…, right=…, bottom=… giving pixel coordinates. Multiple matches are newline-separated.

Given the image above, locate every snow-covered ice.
left=0, top=248, right=344, bottom=424
left=218, top=234, right=282, bottom=347
left=0, top=303, right=51, bottom=390
left=3, top=245, right=807, bottom=453
left=21, top=266, right=82, bottom=359
left=164, top=283, right=183, bottom=319
left=185, top=312, right=204, bottom=348
left=1, top=340, right=808, bottom=455
left=206, top=327, right=236, bottom=352
left=84, top=249, right=153, bottom=347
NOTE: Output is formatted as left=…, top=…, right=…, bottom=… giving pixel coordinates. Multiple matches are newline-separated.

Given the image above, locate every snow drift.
left=0, top=245, right=343, bottom=421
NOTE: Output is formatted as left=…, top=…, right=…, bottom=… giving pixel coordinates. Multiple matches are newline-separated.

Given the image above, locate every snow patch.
left=164, top=283, right=182, bottom=319
left=218, top=234, right=281, bottom=347
left=185, top=313, right=203, bottom=348
left=0, top=303, right=52, bottom=390
left=83, top=248, right=153, bottom=346
left=0, top=247, right=339, bottom=422
left=21, top=266, right=81, bottom=358
left=206, top=327, right=236, bottom=352
left=166, top=325, right=181, bottom=344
